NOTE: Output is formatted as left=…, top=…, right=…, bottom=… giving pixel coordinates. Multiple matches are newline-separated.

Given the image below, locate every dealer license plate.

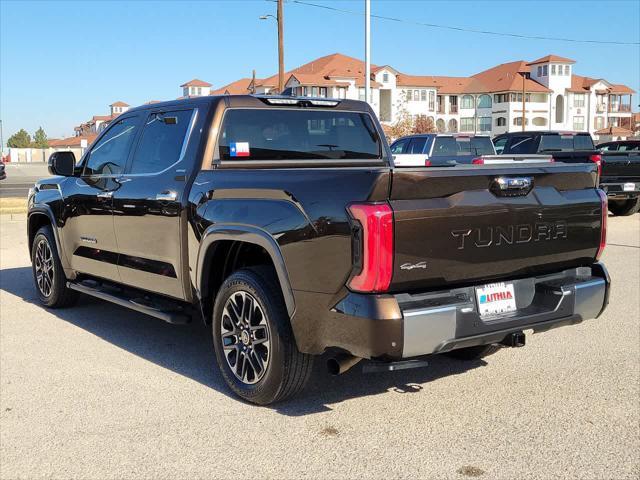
left=476, top=282, right=517, bottom=317
left=623, top=183, right=636, bottom=192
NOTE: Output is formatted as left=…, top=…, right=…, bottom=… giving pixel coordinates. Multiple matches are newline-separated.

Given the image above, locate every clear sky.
left=1, top=0, right=638, bottom=141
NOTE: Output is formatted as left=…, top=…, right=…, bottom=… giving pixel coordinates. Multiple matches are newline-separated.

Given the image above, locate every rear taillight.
left=472, top=158, right=484, bottom=165
left=425, top=159, right=432, bottom=167
left=596, top=189, right=607, bottom=261
left=347, top=203, right=394, bottom=292
left=590, top=154, right=603, bottom=177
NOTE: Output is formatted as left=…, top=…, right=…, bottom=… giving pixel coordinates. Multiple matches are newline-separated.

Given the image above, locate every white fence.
left=3, top=147, right=85, bottom=164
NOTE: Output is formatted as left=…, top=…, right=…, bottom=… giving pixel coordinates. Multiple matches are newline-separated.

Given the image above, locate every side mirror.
left=48, top=151, right=76, bottom=176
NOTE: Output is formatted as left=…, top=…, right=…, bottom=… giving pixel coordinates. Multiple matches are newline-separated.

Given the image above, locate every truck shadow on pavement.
left=1, top=266, right=487, bottom=416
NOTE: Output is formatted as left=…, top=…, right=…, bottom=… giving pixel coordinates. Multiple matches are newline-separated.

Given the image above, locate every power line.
left=276, top=0, right=639, bottom=46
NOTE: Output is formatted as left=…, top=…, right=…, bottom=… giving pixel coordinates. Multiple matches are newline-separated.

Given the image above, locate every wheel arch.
left=196, top=224, right=295, bottom=320
left=27, top=206, right=65, bottom=265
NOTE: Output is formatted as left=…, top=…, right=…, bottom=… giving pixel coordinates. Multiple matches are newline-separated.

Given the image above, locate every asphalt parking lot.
left=1, top=213, right=638, bottom=479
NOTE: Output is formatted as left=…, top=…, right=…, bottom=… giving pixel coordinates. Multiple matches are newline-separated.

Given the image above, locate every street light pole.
left=260, top=0, right=285, bottom=94
left=277, top=0, right=285, bottom=93
left=364, top=0, right=371, bottom=103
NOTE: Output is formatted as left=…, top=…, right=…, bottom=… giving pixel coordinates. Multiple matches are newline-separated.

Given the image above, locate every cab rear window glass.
left=218, top=109, right=381, bottom=160
left=432, top=136, right=494, bottom=156
left=539, top=134, right=594, bottom=151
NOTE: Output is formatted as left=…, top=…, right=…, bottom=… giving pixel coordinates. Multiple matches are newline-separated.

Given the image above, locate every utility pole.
left=277, top=0, right=285, bottom=93
left=364, top=0, right=371, bottom=103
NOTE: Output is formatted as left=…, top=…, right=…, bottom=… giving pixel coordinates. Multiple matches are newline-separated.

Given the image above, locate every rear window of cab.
left=218, top=109, right=381, bottom=160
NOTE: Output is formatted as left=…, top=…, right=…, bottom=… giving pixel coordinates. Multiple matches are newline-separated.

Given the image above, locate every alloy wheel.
left=220, top=290, right=271, bottom=385
left=34, top=238, right=54, bottom=297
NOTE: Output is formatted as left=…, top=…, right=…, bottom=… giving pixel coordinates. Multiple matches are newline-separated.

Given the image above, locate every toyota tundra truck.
left=28, top=95, right=610, bottom=404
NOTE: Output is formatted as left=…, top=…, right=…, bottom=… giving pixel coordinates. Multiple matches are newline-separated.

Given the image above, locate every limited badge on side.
left=230, top=142, right=250, bottom=157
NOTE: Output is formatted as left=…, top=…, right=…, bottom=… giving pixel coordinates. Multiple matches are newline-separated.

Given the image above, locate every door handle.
left=156, top=191, right=177, bottom=201
left=97, top=191, right=114, bottom=199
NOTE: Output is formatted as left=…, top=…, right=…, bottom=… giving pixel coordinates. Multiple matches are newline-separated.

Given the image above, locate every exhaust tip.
left=327, top=354, right=362, bottom=376
left=327, top=358, right=341, bottom=376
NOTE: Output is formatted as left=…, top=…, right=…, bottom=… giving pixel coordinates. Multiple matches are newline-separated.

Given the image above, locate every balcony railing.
left=437, top=105, right=445, bottom=114
left=609, top=104, right=631, bottom=113
left=596, top=104, right=606, bottom=113
left=449, top=105, right=458, bottom=114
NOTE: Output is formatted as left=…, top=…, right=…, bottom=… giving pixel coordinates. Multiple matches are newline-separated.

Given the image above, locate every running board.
left=67, top=281, right=191, bottom=325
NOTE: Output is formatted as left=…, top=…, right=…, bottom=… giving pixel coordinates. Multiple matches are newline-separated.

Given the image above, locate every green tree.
left=32, top=127, right=49, bottom=148
left=7, top=129, right=32, bottom=148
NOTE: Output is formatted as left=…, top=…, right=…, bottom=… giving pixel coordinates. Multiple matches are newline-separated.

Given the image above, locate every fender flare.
left=28, top=205, right=70, bottom=269
left=196, top=224, right=296, bottom=317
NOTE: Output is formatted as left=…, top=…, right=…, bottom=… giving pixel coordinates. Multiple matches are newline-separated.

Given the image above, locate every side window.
left=409, top=137, right=427, bottom=154
left=493, top=137, right=508, bottom=154
left=507, top=136, right=534, bottom=155
left=129, top=110, right=193, bottom=174
left=84, top=116, right=139, bottom=176
left=391, top=139, right=409, bottom=154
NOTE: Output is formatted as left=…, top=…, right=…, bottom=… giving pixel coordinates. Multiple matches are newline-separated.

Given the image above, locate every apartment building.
left=209, top=53, right=635, bottom=139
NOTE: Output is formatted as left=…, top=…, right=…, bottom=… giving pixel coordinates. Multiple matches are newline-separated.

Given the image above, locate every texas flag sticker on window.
left=230, top=142, right=250, bottom=157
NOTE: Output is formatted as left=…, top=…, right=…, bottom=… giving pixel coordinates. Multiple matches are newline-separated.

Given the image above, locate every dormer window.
left=564, top=65, right=570, bottom=76
left=542, top=65, right=548, bottom=76
left=551, top=65, right=556, bottom=75
left=383, top=73, right=389, bottom=82
left=537, top=66, right=542, bottom=76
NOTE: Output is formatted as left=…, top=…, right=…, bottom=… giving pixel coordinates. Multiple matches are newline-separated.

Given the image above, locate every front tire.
left=31, top=225, right=78, bottom=308
left=608, top=197, right=640, bottom=216
left=212, top=267, right=313, bottom=405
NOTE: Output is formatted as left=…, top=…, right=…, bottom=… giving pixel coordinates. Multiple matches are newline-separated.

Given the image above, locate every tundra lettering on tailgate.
left=451, top=221, right=568, bottom=250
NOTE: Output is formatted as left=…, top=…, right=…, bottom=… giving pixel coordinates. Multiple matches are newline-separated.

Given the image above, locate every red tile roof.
left=608, top=84, right=635, bottom=94
left=595, top=126, right=633, bottom=136
left=110, top=101, right=129, bottom=107
left=471, top=61, right=551, bottom=93
left=527, top=54, right=576, bottom=66
left=180, top=79, right=212, bottom=88
left=48, top=135, right=97, bottom=148
left=211, top=78, right=253, bottom=95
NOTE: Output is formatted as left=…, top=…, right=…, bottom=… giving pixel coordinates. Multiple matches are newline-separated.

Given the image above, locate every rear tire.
left=608, top=197, right=640, bottom=216
left=211, top=267, right=313, bottom=405
left=31, top=225, right=78, bottom=308
left=444, top=344, right=501, bottom=361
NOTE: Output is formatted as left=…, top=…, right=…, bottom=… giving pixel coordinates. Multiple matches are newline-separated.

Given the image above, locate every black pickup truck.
left=28, top=96, right=610, bottom=404
left=493, top=131, right=639, bottom=215
left=596, top=140, right=640, bottom=216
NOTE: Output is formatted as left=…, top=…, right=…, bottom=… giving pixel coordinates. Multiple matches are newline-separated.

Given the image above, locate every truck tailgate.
left=389, top=164, right=602, bottom=291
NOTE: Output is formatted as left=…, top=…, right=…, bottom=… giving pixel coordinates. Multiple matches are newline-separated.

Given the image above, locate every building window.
left=478, top=117, right=491, bottom=132
left=461, top=95, right=474, bottom=109
left=564, top=65, right=570, bottom=76
left=358, top=88, right=365, bottom=101
left=530, top=93, right=547, bottom=103
left=460, top=117, right=474, bottom=132
left=573, top=94, right=585, bottom=108
left=513, top=117, right=528, bottom=126
left=312, top=86, right=318, bottom=96
left=197, top=87, right=202, bottom=95
left=551, top=65, right=556, bottom=75
left=573, top=116, right=585, bottom=131
left=537, top=66, right=542, bottom=76
left=495, top=117, right=506, bottom=127
left=532, top=117, right=547, bottom=127
left=477, top=94, right=491, bottom=108
left=420, top=90, right=427, bottom=101
left=595, top=116, right=604, bottom=129
left=428, top=91, right=435, bottom=111
left=319, top=87, right=327, bottom=98
left=406, top=89, right=413, bottom=101
left=494, top=93, right=507, bottom=103
left=555, top=95, right=564, bottom=123
left=383, top=73, right=389, bottom=82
